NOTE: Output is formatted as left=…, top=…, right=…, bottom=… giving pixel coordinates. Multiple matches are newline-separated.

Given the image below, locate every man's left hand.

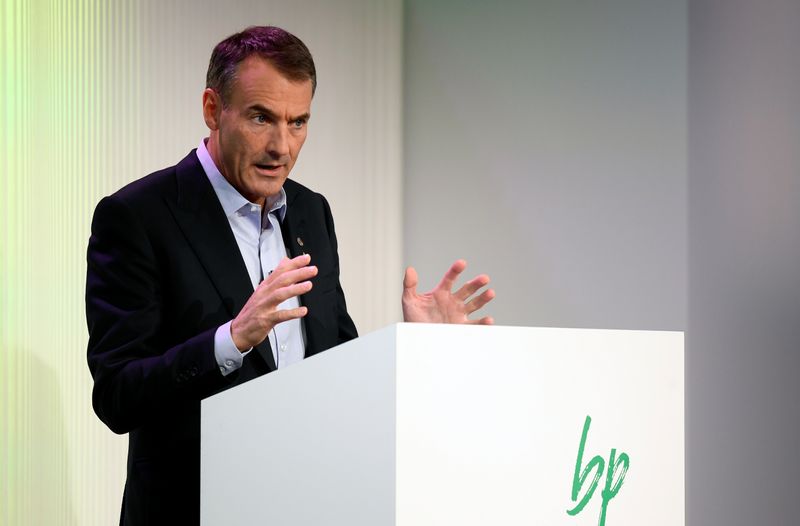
left=402, top=260, right=495, bottom=325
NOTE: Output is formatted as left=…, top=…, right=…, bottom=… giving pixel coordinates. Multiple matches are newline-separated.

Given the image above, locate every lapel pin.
left=296, top=237, right=304, bottom=247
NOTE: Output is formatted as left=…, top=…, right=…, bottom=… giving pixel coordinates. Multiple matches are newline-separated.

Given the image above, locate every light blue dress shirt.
left=196, top=139, right=306, bottom=374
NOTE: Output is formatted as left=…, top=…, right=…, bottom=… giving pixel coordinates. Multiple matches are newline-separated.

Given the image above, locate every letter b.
left=566, top=415, right=605, bottom=516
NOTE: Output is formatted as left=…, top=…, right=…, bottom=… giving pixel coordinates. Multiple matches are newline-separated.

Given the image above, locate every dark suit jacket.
left=86, top=150, right=358, bottom=525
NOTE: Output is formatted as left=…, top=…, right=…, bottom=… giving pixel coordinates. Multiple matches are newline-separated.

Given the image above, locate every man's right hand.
left=230, top=254, right=316, bottom=352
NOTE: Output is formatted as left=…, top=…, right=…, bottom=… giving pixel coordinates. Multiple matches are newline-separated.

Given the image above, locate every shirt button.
left=280, top=344, right=287, bottom=353
left=251, top=205, right=259, bottom=213
left=225, top=359, right=234, bottom=367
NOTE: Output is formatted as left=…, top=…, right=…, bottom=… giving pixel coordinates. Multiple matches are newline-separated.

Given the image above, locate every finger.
left=468, top=315, right=494, bottom=325
left=465, top=288, right=495, bottom=314
left=272, top=253, right=312, bottom=275
left=403, top=266, right=418, bottom=295
left=267, top=281, right=313, bottom=307
left=436, top=259, right=467, bottom=292
left=266, top=265, right=318, bottom=290
left=269, top=306, right=309, bottom=324
left=453, top=274, right=490, bottom=301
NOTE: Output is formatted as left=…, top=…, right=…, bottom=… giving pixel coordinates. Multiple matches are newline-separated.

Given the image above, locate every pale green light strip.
left=1, top=0, right=141, bottom=523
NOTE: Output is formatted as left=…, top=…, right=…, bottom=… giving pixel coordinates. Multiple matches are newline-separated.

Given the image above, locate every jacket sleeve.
left=86, top=195, right=230, bottom=434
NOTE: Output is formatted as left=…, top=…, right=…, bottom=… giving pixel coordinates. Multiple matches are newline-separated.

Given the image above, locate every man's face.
left=203, top=55, right=313, bottom=204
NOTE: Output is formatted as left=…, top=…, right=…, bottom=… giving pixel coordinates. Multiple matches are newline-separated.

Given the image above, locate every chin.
left=256, top=180, right=286, bottom=198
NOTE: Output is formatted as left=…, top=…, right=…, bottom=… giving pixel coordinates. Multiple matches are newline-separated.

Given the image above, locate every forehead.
left=228, top=55, right=313, bottom=112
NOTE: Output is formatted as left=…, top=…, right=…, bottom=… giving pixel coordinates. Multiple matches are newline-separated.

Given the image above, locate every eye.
left=253, top=114, right=267, bottom=124
left=292, top=118, right=306, bottom=129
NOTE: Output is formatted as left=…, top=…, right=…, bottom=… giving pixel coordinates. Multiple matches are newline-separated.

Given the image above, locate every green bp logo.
left=567, top=415, right=630, bottom=526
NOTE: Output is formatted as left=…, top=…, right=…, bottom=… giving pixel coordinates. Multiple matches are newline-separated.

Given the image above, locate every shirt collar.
left=196, top=138, right=287, bottom=222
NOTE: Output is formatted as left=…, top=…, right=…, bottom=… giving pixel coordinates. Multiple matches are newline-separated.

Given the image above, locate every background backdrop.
left=2, top=0, right=798, bottom=524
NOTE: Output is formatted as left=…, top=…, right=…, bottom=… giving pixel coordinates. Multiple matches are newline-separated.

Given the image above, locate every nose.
left=266, top=123, right=289, bottom=161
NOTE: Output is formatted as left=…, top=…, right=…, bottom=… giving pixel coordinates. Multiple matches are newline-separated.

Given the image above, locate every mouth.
left=254, top=163, right=284, bottom=176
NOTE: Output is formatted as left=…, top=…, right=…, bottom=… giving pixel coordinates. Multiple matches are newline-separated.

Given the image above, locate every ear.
left=202, top=88, right=222, bottom=131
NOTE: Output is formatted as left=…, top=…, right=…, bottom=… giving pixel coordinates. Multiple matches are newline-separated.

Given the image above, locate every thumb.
left=403, top=266, right=418, bottom=295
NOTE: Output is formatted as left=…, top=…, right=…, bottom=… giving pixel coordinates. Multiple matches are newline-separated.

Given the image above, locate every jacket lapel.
left=165, top=151, right=277, bottom=371
left=280, top=182, right=326, bottom=357
left=281, top=198, right=307, bottom=260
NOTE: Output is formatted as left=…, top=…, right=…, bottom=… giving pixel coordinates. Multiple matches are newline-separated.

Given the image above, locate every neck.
left=205, top=134, right=266, bottom=207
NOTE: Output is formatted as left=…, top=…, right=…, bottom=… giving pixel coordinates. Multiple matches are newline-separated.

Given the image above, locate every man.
left=86, top=26, right=494, bottom=525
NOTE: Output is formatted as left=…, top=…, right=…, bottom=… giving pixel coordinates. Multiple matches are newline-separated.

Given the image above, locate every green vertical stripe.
left=1, top=0, right=142, bottom=523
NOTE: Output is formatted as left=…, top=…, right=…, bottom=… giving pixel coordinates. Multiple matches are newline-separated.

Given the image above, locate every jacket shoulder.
left=109, top=154, right=192, bottom=207
left=284, top=177, right=319, bottom=198
left=283, top=178, right=332, bottom=211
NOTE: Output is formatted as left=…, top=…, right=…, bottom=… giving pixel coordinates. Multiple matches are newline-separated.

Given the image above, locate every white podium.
left=201, top=323, right=683, bottom=526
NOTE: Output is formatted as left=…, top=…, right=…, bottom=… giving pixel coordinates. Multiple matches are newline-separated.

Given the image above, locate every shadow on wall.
left=2, top=348, right=78, bottom=526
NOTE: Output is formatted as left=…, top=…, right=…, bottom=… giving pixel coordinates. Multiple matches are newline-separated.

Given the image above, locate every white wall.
left=403, top=0, right=687, bottom=331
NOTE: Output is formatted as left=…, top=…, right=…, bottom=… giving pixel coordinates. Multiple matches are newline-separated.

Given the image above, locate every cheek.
left=221, top=127, right=249, bottom=156
left=290, top=135, right=307, bottom=158
left=243, top=129, right=269, bottom=156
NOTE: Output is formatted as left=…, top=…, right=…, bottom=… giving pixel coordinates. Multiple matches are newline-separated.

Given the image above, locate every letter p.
left=598, top=448, right=629, bottom=526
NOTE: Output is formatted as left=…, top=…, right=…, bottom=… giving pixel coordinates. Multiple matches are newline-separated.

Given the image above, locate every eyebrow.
left=248, top=104, right=310, bottom=122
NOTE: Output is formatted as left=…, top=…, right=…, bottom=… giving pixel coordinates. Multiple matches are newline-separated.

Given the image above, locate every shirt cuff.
left=214, top=321, right=251, bottom=376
